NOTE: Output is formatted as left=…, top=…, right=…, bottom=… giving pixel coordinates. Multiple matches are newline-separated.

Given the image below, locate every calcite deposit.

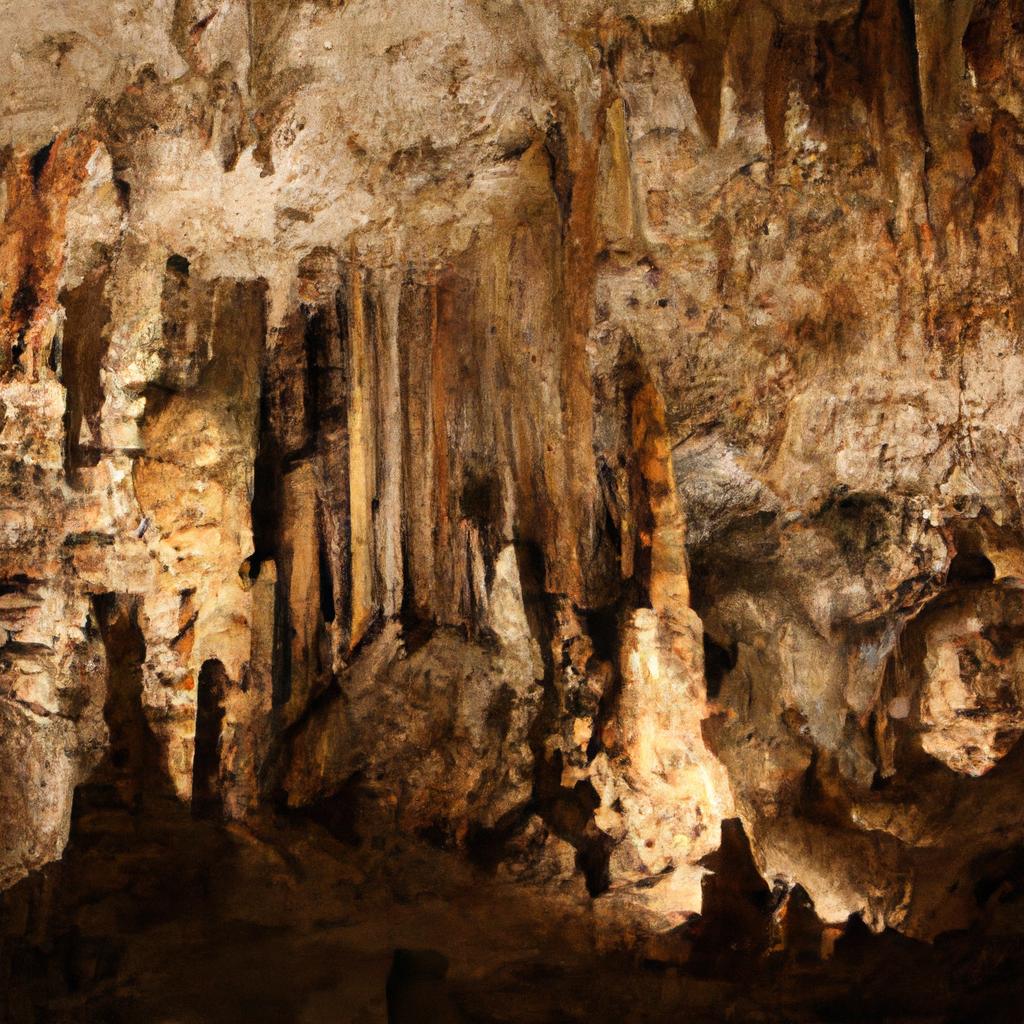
left=5, top=1, right=1024, bottom=1015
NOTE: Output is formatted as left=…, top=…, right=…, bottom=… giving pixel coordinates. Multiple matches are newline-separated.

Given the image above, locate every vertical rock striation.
left=3, top=0, right=1024, bottom=952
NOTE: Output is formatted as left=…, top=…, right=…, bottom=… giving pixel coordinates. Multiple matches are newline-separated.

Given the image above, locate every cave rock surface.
left=3, top=0, right=1024, bottom=946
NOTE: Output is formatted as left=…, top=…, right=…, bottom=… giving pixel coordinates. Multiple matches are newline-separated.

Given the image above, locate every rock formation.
left=5, top=1, right=1024, bottom=1015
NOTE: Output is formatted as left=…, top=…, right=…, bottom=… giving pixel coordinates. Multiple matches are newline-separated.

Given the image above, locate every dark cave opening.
left=28, top=138, right=54, bottom=184
left=192, top=659, right=228, bottom=817
left=702, top=632, right=737, bottom=701
left=947, top=547, right=996, bottom=585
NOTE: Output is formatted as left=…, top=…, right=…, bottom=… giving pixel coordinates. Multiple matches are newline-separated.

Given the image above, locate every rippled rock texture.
left=4, top=1, right=1024, bottom=1014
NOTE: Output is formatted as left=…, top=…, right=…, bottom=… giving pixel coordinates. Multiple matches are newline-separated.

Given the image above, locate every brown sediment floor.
left=4, top=792, right=1024, bottom=1024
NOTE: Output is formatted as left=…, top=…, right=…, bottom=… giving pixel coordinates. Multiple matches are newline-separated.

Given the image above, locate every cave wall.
left=3, top=0, right=1024, bottom=941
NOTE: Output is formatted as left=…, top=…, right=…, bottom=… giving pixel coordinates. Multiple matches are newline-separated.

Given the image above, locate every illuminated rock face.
left=902, top=579, right=1024, bottom=777
left=4, top=0, right=1024, bottom=945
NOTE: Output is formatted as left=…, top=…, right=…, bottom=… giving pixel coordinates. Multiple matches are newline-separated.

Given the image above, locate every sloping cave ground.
left=3, top=785, right=1024, bottom=1024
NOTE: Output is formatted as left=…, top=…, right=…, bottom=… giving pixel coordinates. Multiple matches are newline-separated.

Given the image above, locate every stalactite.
left=6, top=3, right=1024, bottom=1018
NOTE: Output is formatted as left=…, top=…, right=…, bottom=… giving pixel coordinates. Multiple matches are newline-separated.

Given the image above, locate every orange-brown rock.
left=5, top=2, right=1024, bottom=997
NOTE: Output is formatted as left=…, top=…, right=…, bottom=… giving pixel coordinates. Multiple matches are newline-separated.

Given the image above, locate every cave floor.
left=3, top=796, right=1024, bottom=1024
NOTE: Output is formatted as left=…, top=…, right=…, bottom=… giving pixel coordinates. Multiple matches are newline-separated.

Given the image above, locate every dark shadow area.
left=702, top=632, right=737, bottom=701
left=688, top=818, right=772, bottom=975
left=59, top=268, right=112, bottom=479
left=947, top=548, right=996, bottom=585
left=301, top=771, right=367, bottom=847
left=2, top=795, right=1024, bottom=1022
left=386, top=948, right=462, bottom=1024
left=515, top=540, right=616, bottom=898
left=192, top=659, right=228, bottom=818
left=88, top=593, right=169, bottom=810
left=29, top=139, right=55, bottom=185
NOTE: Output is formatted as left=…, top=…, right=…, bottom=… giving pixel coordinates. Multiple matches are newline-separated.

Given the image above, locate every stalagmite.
left=4, top=1, right=1024, bottom=1019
